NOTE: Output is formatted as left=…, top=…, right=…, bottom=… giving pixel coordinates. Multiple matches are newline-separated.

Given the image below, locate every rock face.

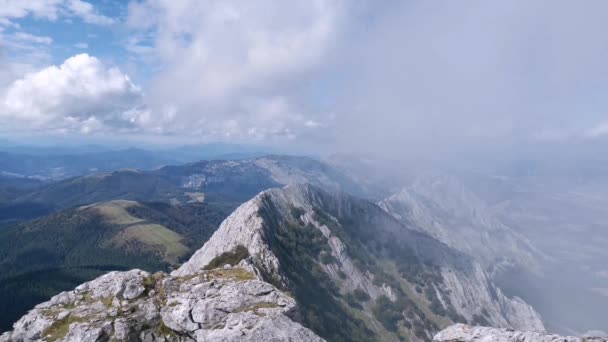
left=434, top=324, right=608, bottom=342
left=0, top=268, right=323, bottom=342
left=379, top=176, right=544, bottom=272
left=177, top=184, right=544, bottom=340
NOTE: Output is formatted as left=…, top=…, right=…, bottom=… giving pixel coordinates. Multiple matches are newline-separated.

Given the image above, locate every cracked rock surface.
left=0, top=268, right=323, bottom=342
left=434, top=324, right=608, bottom=342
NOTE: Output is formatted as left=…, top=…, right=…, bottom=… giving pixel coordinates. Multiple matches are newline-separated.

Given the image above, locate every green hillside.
left=0, top=200, right=229, bottom=332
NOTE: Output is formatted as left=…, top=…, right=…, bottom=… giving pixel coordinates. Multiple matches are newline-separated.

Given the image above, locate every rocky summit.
left=0, top=267, right=323, bottom=342
left=434, top=324, right=608, bottom=342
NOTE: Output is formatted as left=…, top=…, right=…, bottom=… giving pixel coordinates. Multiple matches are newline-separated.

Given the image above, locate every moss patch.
left=235, top=301, right=280, bottom=316
left=208, top=267, right=255, bottom=281
left=204, top=245, right=250, bottom=270
left=42, top=314, right=92, bottom=342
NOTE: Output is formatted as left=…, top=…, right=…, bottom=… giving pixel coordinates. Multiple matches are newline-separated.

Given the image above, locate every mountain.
left=0, top=176, right=50, bottom=225
left=154, top=155, right=371, bottom=201
left=0, top=200, right=229, bottom=332
left=453, top=166, right=608, bottom=335
left=433, top=324, right=607, bottom=342
left=177, top=184, right=543, bottom=341
left=15, top=170, right=184, bottom=210
left=1, top=183, right=543, bottom=342
left=0, top=149, right=176, bottom=180
left=0, top=143, right=275, bottom=181
left=379, top=176, right=543, bottom=273
left=13, top=155, right=369, bottom=214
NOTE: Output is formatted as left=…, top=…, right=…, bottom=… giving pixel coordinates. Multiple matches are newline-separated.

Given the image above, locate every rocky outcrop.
left=0, top=267, right=323, bottom=342
left=434, top=324, right=607, bottom=342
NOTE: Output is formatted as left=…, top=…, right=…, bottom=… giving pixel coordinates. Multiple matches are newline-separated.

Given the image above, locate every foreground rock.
left=0, top=267, right=323, bottom=342
left=434, top=324, right=608, bottom=342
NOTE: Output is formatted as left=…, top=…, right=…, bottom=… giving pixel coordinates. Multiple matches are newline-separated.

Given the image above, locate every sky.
left=1, top=0, right=608, bottom=154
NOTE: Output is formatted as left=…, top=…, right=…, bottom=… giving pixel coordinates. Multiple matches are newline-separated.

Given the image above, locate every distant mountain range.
left=0, top=143, right=275, bottom=180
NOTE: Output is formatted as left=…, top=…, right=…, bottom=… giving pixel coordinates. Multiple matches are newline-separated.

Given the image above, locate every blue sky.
left=2, top=1, right=131, bottom=76
left=1, top=1, right=608, bottom=154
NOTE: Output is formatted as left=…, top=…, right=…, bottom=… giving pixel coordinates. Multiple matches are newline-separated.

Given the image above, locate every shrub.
left=372, top=295, right=403, bottom=332
left=204, top=245, right=249, bottom=270
left=352, top=288, right=370, bottom=302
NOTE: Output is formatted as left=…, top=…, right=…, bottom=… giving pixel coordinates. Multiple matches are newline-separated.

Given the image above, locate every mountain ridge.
left=177, top=183, right=544, bottom=340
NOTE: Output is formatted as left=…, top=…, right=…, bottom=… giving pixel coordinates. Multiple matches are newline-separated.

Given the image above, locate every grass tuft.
left=204, top=245, right=249, bottom=270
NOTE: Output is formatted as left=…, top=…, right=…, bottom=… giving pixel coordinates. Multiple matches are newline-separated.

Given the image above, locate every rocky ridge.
left=0, top=267, right=323, bottom=342
left=434, top=324, right=607, bottom=342
left=178, top=184, right=544, bottom=340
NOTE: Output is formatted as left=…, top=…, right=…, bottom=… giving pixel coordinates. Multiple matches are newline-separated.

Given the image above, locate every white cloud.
left=0, top=0, right=63, bottom=22
left=3, top=0, right=606, bottom=151
left=0, top=31, right=53, bottom=52
left=125, top=0, right=345, bottom=141
left=0, top=54, right=143, bottom=133
left=74, top=41, right=88, bottom=49
left=66, top=0, right=114, bottom=26
left=0, top=0, right=114, bottom=26
left=0, top=31, right=55, bottom=80
left=9, top=31, right=53, bottom=45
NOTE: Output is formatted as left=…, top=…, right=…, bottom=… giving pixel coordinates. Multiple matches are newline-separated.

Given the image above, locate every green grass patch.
left=42, top=314, right=92, bottom=342
left=204, top=245, right=250, bottom=270
left=208, top=267, right=255, bottom=281
left=113, top=224, right=190, bottom=264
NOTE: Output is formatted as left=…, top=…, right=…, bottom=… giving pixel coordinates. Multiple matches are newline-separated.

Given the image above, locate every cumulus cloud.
left=124, top=0, right=347, bottom=141
left=0, top=54, right=144, bottom=134
left=4, top=0, right=608, bottom=151
left=321, top=0, right=608, bottom=155
left=120, top=0, right=608, bottom=150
